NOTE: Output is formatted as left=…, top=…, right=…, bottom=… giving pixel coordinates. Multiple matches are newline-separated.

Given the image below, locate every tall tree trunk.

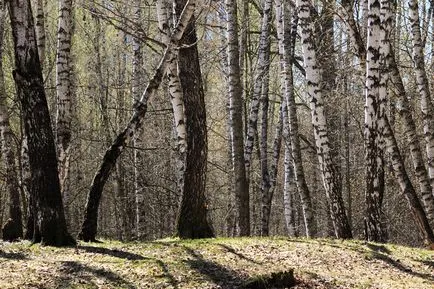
left=276, top=0, right=316, bottom=237
left=383, top=116, right=434, bottom=243
left=297, top=0, right=352, bottom=239
left=281, top=95, right=297, bottom=237
left=256, top=0, right=273, bottom=237
left=244, top=0, right=272, bottom=185
left=408, top=0, right=434, bottom=192
left=343, top=0, right=434, bottom=240
left=261, top=96, right=283, bottom=236
left=132, top=0, right=145, bottom=240
left=79, top=0, right=197, bottom=242
left=225, top=0, right=250, bottom=236
left=175, top=0, right=214, bottom=239
left=157, top=0, right=187, bottom=221
left=0, top=3, right=22, bottom=241
left=364, top=0, right=386, bottom=242
left=55, top=0, right=73, bottom=225
left=9, top=0, right=74, bottom=246
left=33, top=0, right=45, bottom=65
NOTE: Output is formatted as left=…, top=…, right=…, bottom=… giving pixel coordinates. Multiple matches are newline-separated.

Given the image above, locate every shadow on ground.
left=55, top=260, right=137, bottom=289
left=78, top=245, right=147, bottom=260
left=0, top=250, right=27, bottom=260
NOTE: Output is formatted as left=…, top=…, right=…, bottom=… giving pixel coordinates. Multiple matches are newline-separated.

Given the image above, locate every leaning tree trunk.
left=175, top=0, right=214, bottom=239
left=0, top=3, right=22, bottom=241
left=157, top=0, right=187, bottom=219
left=343, top=0, right=434, bottom=241
left=364, top=0, right=386, bottom=243
left=276, top=0, right=316, bottom=237
left=408, top=0, right=434, bottom=192
left=79, top=0, right=197, bottom=242
left=225, top=0, right=250, bottom=236
left=55, top=0, right=73, bottom=223
left=8, top=0, right=74, bottom=246
left=297, top=0, right=352, bottom=239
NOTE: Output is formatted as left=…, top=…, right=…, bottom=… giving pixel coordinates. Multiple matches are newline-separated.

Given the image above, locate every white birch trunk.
left=226, top=0, right=250, bottom=236
left=297, top=0, right=352, bottom=238
left=276, top=0, right=316, bottom=237
left=244, top=0, right=272, bottom=179
left=364, top=0, right=385, bottom=242
left=132, top=0, right=145, bottom=240
left=55, top=0, right=73, bottom=218
left=157, top=0, right=187, bottom=204
left=33, top=0, right=45, bottom=65
left=408, top=0, right=434, bottom=194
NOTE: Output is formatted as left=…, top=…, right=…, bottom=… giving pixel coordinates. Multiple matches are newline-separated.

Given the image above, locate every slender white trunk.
left=408, top=0, right=434, bottom=194
left=55, top=0, right=73, bottom=219
left=33, top=0, right=45, bottom=65
left=364, top=0, right=385, bottom=242
left=132, top=0, right=145, bottom=240
left=157, top=0, right=187, bottom=205
left=297, top=0, right=351, bottom=238
left=276, top=0, right=316, bottom=237
left=244, top=0, right=272, bottom=179
left=226, top=0, right=250, bottom=236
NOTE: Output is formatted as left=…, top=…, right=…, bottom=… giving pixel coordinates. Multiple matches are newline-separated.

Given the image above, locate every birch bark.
left=364, top=0, right=386, bottom=242
left=408, top=0, right=434, bottom=193
left=226, top=0, right=250, bottom=236
left=55, top=0, right=73, bottom=222
left=276, top=0, right=316, bottom=237
left=79, top=0, right=197, bottom=242
left=297, top=0, right=352, bottom=238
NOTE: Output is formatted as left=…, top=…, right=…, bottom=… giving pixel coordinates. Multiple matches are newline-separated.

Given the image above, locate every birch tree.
left=408, top=0, right=434, bottom=193
left=364, top=0, right=386, bottom=242
left=9, top=0, right=74, bottom=246
left=297, top=0, right=352, bottom=238
left=0, top=3, right=22, bottom=241
left=226, top=0, right=250, bottom=236
left=276, top=0, right=316, bottom=237
left=244, top=0, right=272, bottom=183
left=55, top=0, right=73, bottom=220
left=132, top=0, right=145, bottom=240
left=33, top=0, right=45, bottom=65
left=79, top=0, right=197, bottom=242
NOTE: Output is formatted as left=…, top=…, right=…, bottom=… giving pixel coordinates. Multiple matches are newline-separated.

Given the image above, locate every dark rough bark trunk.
left=8, top=0, right=74, bottom=246
left=175, top=0, right=214, bottom=239
left=0, top=3, right=22, bottom=241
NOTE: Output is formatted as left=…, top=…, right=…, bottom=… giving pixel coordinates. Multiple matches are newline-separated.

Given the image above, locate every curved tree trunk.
left=409, top=0, right=434, bottom=192
left=9, top=0, right=74, bottom=246
left=297, top=0, right=352, bottom=239
left=79, top=0, right=197, bottom=242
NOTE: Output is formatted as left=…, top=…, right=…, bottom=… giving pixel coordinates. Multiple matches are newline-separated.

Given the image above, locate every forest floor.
left=0, top=237, right=433, bottom=288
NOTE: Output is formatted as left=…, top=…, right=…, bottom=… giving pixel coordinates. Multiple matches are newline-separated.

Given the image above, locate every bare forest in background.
left=1, top=0, right=434, bottom=247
